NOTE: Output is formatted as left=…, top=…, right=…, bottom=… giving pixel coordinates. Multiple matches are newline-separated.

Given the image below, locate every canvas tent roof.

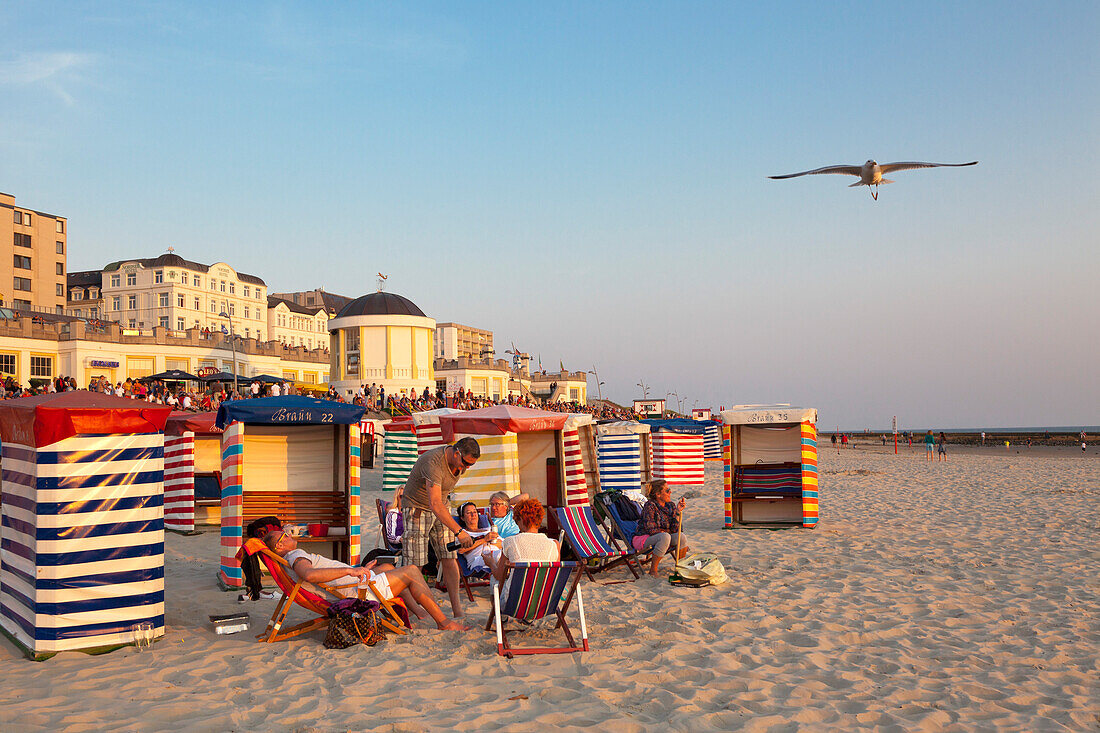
left=215, top=395, right=365, bottom=428
left=0, top=392, right=171, bottom=448
left=165, top=410, right=222, bottom=436
left=641, top=418, right=709, bottom=435
left=720, top=405, right=818, bottom=425
left=596, top=421, right=651, bottom=437
left=439, top=405, right=592, bottom=441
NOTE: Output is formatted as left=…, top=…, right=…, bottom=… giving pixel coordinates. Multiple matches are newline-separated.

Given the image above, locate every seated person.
left=456, top=501, right=502, bottom=574
left=487, top=490, right=531, bottom=539
left=483, top=498, right=560, bottom=586
left=637, top=480, right=691, bottom=577
left=263, top=529, right=467, bottom=631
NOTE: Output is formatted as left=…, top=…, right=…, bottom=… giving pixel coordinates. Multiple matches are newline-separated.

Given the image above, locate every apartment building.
left=0, top=192, right=67, bottom=314
left=267, top=296, right=329, bottom=350
left=100, top=253, right=268, bottom=339
left=269, top=288, right=352, bottom=316
left=434, top=322, right=494, bottom=361
left=66, top=271, right=103, bottom=320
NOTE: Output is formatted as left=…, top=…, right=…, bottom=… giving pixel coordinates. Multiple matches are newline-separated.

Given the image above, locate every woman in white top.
left=484, top=498, right=559, bottom=585
left=457, top=501, right=501, bottom=574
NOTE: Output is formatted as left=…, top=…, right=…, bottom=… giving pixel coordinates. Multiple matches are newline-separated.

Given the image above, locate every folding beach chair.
left=485, top=561, right=588, bottom=658
left=595, top=491, right=677, bottom=565
left=554, top=505, right=641, bottom=585
left=436, top=508, right=492, bottom=602
left=239, top=539, right=409, bottom=643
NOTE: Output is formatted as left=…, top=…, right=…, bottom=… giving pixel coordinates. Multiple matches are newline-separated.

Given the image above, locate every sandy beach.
left=2, top=446, right=1097, bottom=732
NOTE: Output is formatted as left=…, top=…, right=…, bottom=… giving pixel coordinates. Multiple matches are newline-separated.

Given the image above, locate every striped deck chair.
left=485, top=562, right=588, bottom=658
left=555, top=505, right=641, bottom=586
left=240, top=539, right=409, bottom=642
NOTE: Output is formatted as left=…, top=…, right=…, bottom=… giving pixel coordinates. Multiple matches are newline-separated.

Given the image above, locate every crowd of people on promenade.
left=1, top=374, right=645, bottom=422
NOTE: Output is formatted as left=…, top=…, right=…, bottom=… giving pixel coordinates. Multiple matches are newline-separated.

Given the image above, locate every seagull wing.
left=769, top=165, right=862, bottom=179
left=879, top=161, right=978, bottom=174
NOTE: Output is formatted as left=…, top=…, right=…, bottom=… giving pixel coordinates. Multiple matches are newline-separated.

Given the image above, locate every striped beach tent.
left=702, top=422, right=722, bottom=461
left=0, top=393, right=171, bottom=658
left=438, top=406, right=596, bottom=510
left=450, top=433, right=520, bottom=507
left=163, top=411, right=223, bottom=532
left=596, top=421, right=651, bottom=492
left=411, top=408, right=464, bottom=455
left=642, top=419, right=707, bottom=486
left=720, top=405, right=819, bottom=528
left=382, top=418, right=418, bottom=493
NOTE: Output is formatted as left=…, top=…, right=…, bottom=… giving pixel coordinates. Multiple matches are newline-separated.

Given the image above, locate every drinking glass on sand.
left=132, top=621, right=154, bottom=651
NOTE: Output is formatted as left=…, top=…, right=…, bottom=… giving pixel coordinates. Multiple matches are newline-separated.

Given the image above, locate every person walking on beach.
left=831, top=433, right=838, bottom=454
left=937, top=432, right=947, bottom=462
left=1081, top=431, right=1088, bottom=452
left=924, top=430, right=935, bottom=461
left=981, top=431, right=986, bottom=446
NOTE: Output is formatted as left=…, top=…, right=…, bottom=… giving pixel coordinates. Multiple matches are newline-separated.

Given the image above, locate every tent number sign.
left=270, top=408, right=334, bottom=423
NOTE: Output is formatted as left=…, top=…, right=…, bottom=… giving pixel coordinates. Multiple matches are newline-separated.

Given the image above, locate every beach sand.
left=2, top=446, right=1097, bottom=731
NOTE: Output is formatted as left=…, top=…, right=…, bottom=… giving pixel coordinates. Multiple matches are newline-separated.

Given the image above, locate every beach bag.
left=613, top=494, right=641, bottom=522
left=323, top=599, right=385, bottom=649
left=670, top=553, right=728, bottom=587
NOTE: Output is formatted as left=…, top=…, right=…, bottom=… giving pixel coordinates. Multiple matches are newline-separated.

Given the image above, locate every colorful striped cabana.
left=641, top=419, right=707, bottom=486
left=595, top=422, right=651, bottom=492
left=438, top=406, right=597, bottom=510
left=163, top=411, right=223, bottom=532
left=214, top=397, right=366, bottom=588
left=0, top=392, right=171, bottom=658
left=381, top=417, right=417, bottom=493
left=720, top=405, right=818, bottom=528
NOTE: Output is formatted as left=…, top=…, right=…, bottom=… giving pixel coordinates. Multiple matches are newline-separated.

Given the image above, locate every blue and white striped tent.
left=0, top=393, right=171, bottom=658
left=595, top=422, right=651, bottom=492
left=702, top=422, right=722, bottom=461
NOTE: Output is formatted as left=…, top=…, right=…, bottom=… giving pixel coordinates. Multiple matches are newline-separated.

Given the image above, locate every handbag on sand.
left=323, top=599, right=385, bottom=649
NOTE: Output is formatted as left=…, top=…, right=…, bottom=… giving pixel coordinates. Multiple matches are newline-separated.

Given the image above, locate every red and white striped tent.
left=163, top=411, right=222, bottom=532
left=411, top=407, right=465, bottom=454
left=437, top=406, right=597, bottom=510
left=641, top=419, right=707, bottom=486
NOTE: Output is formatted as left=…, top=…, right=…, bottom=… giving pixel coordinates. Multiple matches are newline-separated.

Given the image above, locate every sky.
left=2, top=2, right=1097, bottom=429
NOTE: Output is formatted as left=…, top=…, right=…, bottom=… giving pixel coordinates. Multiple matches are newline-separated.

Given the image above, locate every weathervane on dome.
left=377, top=273, right=388, bottom=292
left=166, top=247, right=175, bottom=254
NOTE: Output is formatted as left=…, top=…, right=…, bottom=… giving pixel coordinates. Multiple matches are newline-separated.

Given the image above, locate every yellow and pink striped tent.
left=437, top=406, right=597, bottom=510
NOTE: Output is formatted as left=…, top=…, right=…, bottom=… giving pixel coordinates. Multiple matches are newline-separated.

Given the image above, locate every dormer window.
left=72, top=289, right=84, bottom=301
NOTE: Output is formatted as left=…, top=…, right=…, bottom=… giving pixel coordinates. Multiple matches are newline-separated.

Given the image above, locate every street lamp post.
left=637, top=381, right=650, bottom=400
left=588, top=367, right=604, bottom=402
left=219, top=311, right=239, bottom=396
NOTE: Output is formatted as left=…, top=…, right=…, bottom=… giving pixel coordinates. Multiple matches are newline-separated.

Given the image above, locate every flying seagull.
left=769, top=159, right=978, bottom=200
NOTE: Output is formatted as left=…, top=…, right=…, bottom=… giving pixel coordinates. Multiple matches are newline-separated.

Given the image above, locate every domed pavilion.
left=327, top=292, right=436, bottom=399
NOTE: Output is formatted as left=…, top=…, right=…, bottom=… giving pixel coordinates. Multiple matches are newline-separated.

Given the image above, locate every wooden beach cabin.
left=720, top=405, right=819, bottom=528
left=437, top=406, right=598, bottom=511
left=215, top=396, right=366, bottom=589
left=595, top=421, right=652, bottom=493
left=641, top=419, right=708, bottom=486
left=163, top=411, right=223, bottom=531
left=0, top=393, right=171, bottom=658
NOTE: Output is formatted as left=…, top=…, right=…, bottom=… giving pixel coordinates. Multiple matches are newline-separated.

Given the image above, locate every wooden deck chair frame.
left=247, top=542, right=408, bottom=642
left=484, top=561, right=588, bottom=658
left=555, top=505, right=641, bottom=586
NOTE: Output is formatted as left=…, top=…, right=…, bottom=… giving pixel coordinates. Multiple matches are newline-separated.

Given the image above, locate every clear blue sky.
left=3, top=2, right=1097, bottom=429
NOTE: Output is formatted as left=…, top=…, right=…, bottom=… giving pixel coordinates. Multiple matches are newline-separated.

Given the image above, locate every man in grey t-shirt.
left=399, top=437, right=480, bottom=618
